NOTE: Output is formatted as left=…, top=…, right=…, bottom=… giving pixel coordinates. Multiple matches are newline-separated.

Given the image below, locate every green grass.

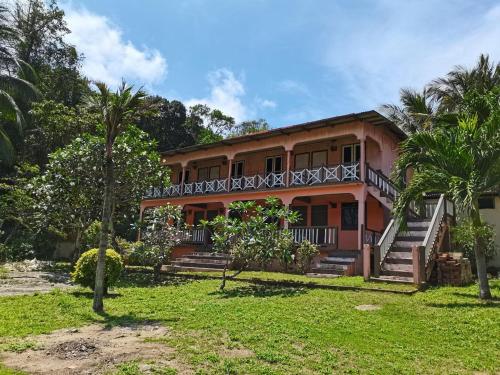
left=0, top=273, right=499, bottom=374
left=0, top=265, right=8, bottom=279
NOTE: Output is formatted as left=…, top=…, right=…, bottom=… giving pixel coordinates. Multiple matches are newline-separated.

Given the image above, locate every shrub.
left=80, top=221, right=102, bottom=251
left=295, top=240, right=319, bottom=274
left=452, top=219, right=497, bottom=273
left=120, top=240, right=155, bottom=266
left=71, top=248, right=123, bottom=291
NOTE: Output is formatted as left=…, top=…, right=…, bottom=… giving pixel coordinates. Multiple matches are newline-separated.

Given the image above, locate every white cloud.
left=321, top=1, right=500, bottom=109
left=64, top=7, right=167, bottom=88
left=277, top=80, right=311, bottom=97
left=186, top=68, right=249, bottom=122
left=256, top=98, right=277, bottom=109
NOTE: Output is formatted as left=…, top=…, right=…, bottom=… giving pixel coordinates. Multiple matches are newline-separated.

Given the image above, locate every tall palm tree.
left=392, top=92, right=500, bottom=300
left=381, top=88, right=437, bottom=134
left=87, top=81, right=147, bottom=312
left=429, top=54, right=500, bottom=115
left=0, top=5, right=39, bottom=165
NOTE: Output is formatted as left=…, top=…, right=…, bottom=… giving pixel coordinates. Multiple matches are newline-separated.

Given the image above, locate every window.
left=291, top=206, right=308, bottom=227
left=231, top=161, right=244, bottom=178
left=342, top=144, right=361, bottom=164
left=479, top=197, right=495, bottom=209
left=265, top=156, right=283, bottom=174
left=341, top=202, right=358, bottom=230
left=193, top=211, right=205, bottom=226
left=311, top=151, right=328, bottom=168
left=209, top=166, right=220, bottom=179
left=198, top=166, right=220, bottom=181
left=295, top=153, right=309, bottom=170
left=311, top=205, right=328, bottom=226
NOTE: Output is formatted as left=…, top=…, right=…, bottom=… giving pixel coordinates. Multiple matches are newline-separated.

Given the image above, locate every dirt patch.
left=1, top=323, right=192, bottom=374
left=0, top=260, right=73, bottom=296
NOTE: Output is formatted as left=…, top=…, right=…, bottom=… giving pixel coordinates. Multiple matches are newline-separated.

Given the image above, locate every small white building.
left=479, top=194, right=500, bottom=271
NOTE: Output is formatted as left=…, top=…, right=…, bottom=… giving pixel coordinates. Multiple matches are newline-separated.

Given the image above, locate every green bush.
left=119, top=240, right=156, bottom=266
left=71, top=248, right=123, bottom=290
left=80, top=221, right=102, bottom=251
left=295, top=240, right=319, bottom=274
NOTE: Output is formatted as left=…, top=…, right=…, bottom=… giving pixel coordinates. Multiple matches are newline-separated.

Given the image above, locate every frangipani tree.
left=86, top=81, right=148, bottom=312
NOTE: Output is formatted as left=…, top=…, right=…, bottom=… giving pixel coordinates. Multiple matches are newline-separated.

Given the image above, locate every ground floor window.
left=341, top=202, right=358, bottom=230
left=291, top=206, right=308, bottom=226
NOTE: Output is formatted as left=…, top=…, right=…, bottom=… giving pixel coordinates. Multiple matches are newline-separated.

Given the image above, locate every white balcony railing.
left=144, top=163, right=360, bottom=199
left=289, top=226, right=337, bottom=246
left=179, top=228, right=207, bottom=244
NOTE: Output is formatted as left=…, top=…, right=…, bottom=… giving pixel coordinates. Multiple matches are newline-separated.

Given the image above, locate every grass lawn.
left=0, top=272, right=499, bottom=374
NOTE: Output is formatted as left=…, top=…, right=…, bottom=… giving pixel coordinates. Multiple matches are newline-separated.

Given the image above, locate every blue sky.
left=62, top=0, right=500, bottom=127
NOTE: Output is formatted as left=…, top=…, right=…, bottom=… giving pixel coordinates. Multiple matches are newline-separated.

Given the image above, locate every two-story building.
left=141, top=110, right=426, bottom=276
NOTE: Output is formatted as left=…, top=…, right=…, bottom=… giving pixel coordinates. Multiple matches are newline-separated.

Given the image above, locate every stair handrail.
left=376, top=217, right=401, bottom=265
left=421, top=194, right=447, bottom=273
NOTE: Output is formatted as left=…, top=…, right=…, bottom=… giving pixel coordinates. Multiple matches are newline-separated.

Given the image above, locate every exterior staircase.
left=168, top=252, right=231, bottom=272
left=375, top=219, right=429, bottom=283
left=307, top=251, right=360, bottom=277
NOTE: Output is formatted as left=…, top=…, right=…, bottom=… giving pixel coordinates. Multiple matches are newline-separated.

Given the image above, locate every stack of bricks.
left=435, top=253, right=473, bottom=286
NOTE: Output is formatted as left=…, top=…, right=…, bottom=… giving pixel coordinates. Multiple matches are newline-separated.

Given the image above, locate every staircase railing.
left=289, top=226, right=337, bottom=246
left=421, top=194, right=453, bottom=279
left=375, top=217, right=401, bottom=268
left=366, top=165, right=398, bottom=200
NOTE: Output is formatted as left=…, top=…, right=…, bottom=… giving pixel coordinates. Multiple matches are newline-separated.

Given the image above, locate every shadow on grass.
left=70, top=290, right=122, bottom=299
left=116, top=272, right=196, bottom=288
left=211, top=284, right=308, bottom=299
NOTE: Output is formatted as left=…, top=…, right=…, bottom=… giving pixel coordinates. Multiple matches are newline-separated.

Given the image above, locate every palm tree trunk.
left=93, top=145, right=115, bottom=312
left=471, top=206, right=491, bottom=300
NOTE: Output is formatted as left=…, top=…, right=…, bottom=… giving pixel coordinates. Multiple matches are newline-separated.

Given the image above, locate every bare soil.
left=1, top=323, right=192, bottom=374
left=0, top=260, right=73, bottom=296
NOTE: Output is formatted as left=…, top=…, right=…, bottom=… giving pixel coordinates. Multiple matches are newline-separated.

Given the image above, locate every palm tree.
left=87, top=81, right=147, bottom=312
left=381, top=88, right=437, bottom=134
left=0, top=5, right=39, bottom=165
left=392, top=92, right=500, bottom=300
left=429, top=54, right=500, bottom=114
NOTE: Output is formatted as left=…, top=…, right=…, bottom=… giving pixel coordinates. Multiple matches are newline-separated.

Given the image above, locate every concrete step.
left=184, top=253, right=231, bottom=260
left=370, top=275, right=414, bottom=284
left=406, top=220, right=430, bottom=227
left=390, top=246, right=412, bottom=253
left=310, top=267, right=345, bottom=275
left=385, top=251, right=413, bottom=261
left=174, top=258, right=228, bottom=265
left=399, top=230, right=427, bottom=237
left=171, top=261, right=226, bottom=269
left=382, top=263, right=413, bottom=272
left=322, top=257, right=357, bottom=264
left=393, top=240, right=423, bottom=248
left=395, top=235, right=425, bottom=242
left=306, top=273, right=340, bottom=278
left=170, top=265, right=225, bottom=272
left=315, top=263, right=349, bottom=271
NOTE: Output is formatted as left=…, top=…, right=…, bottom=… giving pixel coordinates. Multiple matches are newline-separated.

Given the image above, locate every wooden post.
left=373, top=245, right=380, bottom=277
left=412, top=246, right=426, bottom=285
left=359, top=137, right=366, bottom=182
left=363, top=244, right=371, bottom=281
left=180, top=166, right=186, bottom=195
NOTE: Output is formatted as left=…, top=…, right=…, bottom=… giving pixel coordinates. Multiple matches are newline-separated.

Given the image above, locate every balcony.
left=144, top=163, right=360, bottom=199
left=179, top=226, right=338, bottom=247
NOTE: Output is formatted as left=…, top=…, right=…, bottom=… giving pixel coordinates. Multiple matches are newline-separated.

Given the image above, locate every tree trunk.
left=71, top=229, right=82, bottom=266
left=93, top=146, right=115, bottom=313
left=471, top=206, right=491, bottom=300
left=220, top=263, right=228, bottom=290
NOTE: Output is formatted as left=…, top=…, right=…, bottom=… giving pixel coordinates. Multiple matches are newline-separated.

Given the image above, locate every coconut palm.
left=382, top=88, right=437, bottom=134
left=392, top=91, right=500, bottom=300
left=429, top=54, right=500, bottom=114
left=0, top=5, right=39, bottom=165
left=86, top=81, right=147, bottom=313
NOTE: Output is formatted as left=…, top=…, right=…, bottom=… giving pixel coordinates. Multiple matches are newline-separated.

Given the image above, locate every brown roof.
left=161, top=110, right=406, bottom=156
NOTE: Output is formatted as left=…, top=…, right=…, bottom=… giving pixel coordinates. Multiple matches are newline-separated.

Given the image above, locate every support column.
left=180, top=165, right=186, bottom=195
left=357, top=186, right=367, bottom=250
left=283, top=203, right=290, bottom=229
left=227, top=158, right=233, bottom=191
left=359, top=137, right=366, bottom=182
left=285, top=149, right=292, bottom=187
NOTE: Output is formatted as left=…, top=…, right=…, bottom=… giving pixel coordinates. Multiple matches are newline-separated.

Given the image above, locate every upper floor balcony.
left=144, top=162, right=361, bottom=199
left=143, top=111, right=406, bottom=201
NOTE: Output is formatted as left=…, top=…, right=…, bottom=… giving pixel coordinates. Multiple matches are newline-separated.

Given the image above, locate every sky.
left=61, top=0, right=500, bottom=127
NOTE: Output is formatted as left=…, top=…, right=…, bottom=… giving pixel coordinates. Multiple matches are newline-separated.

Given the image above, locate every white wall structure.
left=480, top=196, right=500, bottom=270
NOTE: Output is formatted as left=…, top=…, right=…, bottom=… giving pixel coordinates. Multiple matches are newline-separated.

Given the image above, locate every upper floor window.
left=265, top=156, right=282, bottom=174
left=342, top=144, right=360, bottom=164
left=231, top=160, right=244, bottom=178
left=295, top=150, right=328, bottom=169
left=198, top=166, right=220, bottom=181
left=177, top=170, right=190, bottom=184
